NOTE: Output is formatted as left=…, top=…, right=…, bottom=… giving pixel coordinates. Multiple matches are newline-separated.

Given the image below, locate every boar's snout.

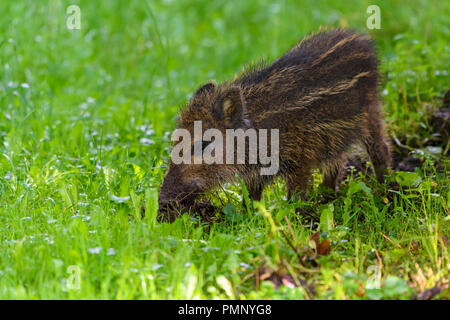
left=158, top=164, right=204, bottom=210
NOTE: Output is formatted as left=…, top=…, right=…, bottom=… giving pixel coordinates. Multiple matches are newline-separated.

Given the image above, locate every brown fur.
left=158, top=29, right=392, bottom=218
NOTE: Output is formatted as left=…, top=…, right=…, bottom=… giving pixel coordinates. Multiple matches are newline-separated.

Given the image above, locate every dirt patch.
left=394, top=154, right=423, bottom=172
left=432, top=107, right=450, bottom=140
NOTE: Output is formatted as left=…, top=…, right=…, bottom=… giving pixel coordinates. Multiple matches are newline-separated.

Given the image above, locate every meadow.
left=0, top=0, right=449, bottom=299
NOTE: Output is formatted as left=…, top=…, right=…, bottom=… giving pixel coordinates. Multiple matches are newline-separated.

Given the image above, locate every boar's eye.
left=191, top=140, right=211, bottom=156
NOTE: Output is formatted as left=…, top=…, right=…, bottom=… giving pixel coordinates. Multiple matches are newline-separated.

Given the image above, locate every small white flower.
left=88, top=247, right=102, bottom=254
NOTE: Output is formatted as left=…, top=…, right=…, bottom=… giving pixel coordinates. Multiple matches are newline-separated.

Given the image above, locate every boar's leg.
left=321, top=156, right=347, bottom=193
left=285, top=166, right=319, bottom=222
left=363, top=106, right=392, bottom=182
left=285, top=166, right=312, bottom=202
left=248, top=184, right=263, bottom=201
left=242, top=174, right=275, bottom=207
left=241, top=182, right=263, bottom=211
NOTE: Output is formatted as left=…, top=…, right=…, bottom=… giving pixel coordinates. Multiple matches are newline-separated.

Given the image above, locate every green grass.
left=0, top=0, right=449, bottom=299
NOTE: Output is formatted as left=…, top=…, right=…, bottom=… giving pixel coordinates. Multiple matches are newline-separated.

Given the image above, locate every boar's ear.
left=212, top=86, right=247, bottom=128
left=192, top=81, right=216, bottom=100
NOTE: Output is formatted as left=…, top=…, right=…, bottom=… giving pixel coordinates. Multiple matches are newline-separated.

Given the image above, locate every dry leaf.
left=318, top=239, right=331, bottom=255
left=310, top=232, right=331, bottom=256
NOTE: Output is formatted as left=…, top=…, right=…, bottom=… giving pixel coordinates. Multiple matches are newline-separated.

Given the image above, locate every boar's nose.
left=158, top=192, right=172, bottom=207
left=158, top=185, right=183, bottom=208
